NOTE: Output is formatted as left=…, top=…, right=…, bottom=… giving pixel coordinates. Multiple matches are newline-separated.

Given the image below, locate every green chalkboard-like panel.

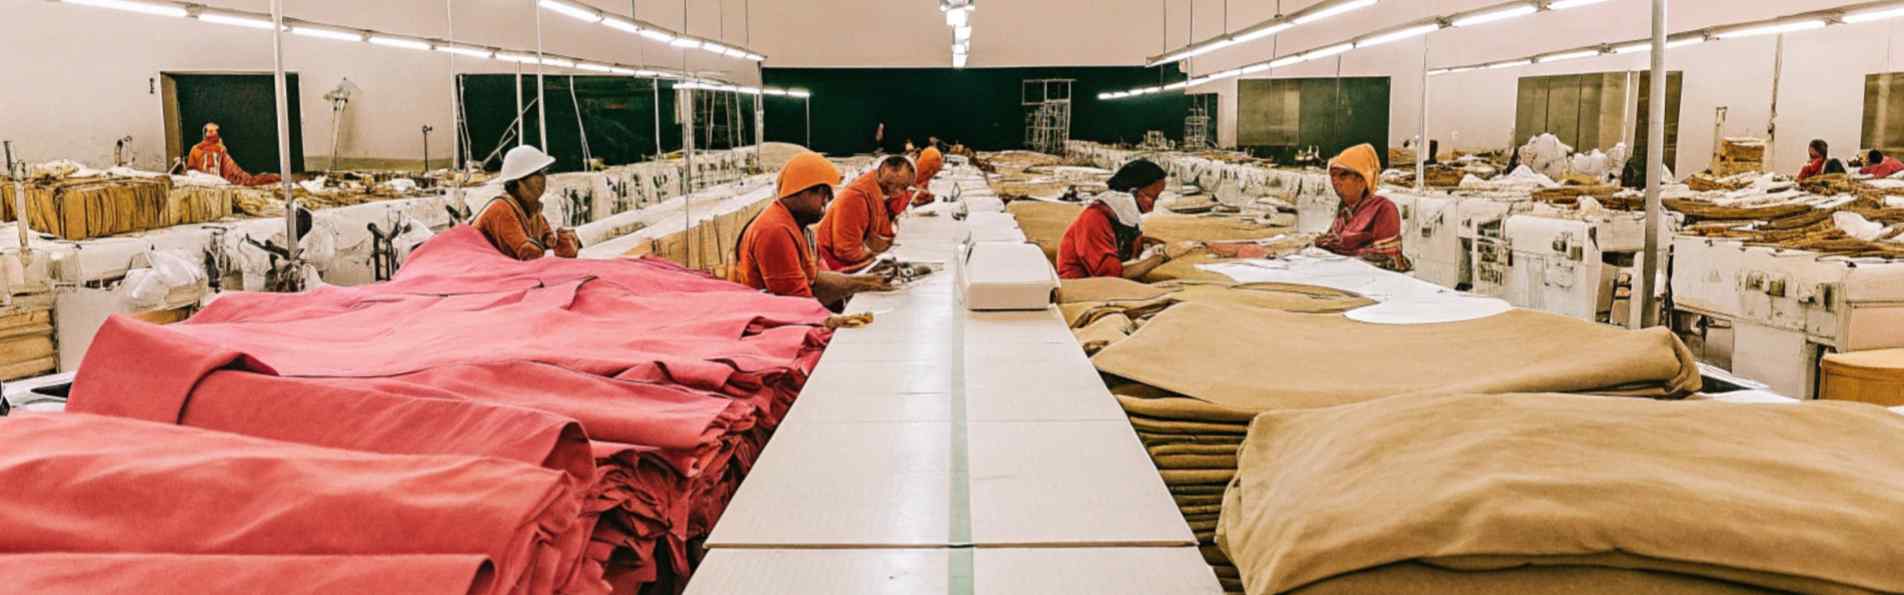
left=1237, top=76, right=1391, bottom=168
left=460, top=74, right=709, bottom=173
left=166, top=73, right=305, bottom=175
left=761, top=66, right=1188, bottom=155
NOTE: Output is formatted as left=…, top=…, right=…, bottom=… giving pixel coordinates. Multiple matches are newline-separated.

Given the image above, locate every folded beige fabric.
left=1128, top=416, right=1250, bottom=435
left=1149, top=443, right=1243, bottom=456
left=1061, top=297, right=1178, bottom=329
left=1152, top=453, right=1238, bottom=469
left=1220, top=393, right=1904, bottom=595
left=1117, top=394, right=1259, bottom=423
left=1137, top=432, right=1244, bottom=446
left=1160, top=468, right=1234, bottom=486
left=1006, top=201, right=1083, bottom=263
left=1174, top=493, right=1224, bottom=507
left=1168, top=484, right=1228, bottom=495
left=1094, top=303, right=1701, bottom=412
left=1057, top=277, right=1172, bottom=304
left=1143, top=214, right=1287, bottom=243
left=1287, top=562, right=1780, bottom=595
left=1158, top=281, right=1375, bottom=314
left=1073, top=313, right=1133, bottom=355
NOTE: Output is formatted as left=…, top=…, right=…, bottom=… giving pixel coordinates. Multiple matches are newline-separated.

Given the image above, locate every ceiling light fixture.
left=1292, top=0, right=1377, bottom=25
left=1535, top=49, right=1601, bottom=63
left=60, top=0, right=186, bottom=18
left=539, top=0, right=602, bottom=23
left=1356, top=22, right=1441, bottom=48
left=289, top=25, right=364, bottom=42
left=1547, top=0, right=1609, bottom=10
left=437, top=44, right=493, bottom=59
left=1714, top=19, right=1827, bottom=39
left=368, top=35, right=431, bottom=51
left=196, top=11, right=276, bottom=29
left=601, top=15, right=641, bottom=34
left=1845, top=4, right=1904, bottom=23
left=1452, top=3, right=1538, bottom=27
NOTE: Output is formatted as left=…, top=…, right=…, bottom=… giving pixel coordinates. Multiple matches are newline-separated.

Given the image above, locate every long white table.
left=694, top=169, right=1220, bottom=594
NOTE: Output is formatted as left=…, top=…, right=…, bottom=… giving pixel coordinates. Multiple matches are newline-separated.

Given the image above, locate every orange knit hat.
left=915, top=147, right=944, bottom=185
left=776, top=152, right=842, bottom=200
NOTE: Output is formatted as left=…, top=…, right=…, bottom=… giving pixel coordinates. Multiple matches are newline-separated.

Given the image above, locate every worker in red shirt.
left=1056, top=159, right=1177, bottom=280
left=1315, top=143, right=1410, bottom=272
left=733, top=152, right=891, bottom=304
left=1798, top=139, right=1830, bottom=181
left=1862, top=149, right=1904, bottom=178
left=816, top=155, right=913, bottom=272
left=185, top=122, right=281, bottom=186
left=888, top=146, right=943, bottom=225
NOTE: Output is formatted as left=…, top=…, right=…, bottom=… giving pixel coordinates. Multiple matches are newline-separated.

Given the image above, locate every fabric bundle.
left=0, top=413, right=577, bottom=595
left=0, top=299, right=56, bottom=381
left=1219, top=393, right=1904, bottom=594
left=2, top=176, right=171, bottom=240
left=166, top=185, right=237, bottom=225
left=66, top=226, right=832, bottom=593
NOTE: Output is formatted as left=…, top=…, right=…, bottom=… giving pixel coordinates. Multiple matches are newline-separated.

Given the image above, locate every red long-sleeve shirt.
left=1317, top=195, right=1402, bottom=257
left=1056, top=203, right=1138, bottom=279
left=1798, top=158, right=1826, bottom=181
left=1862, top=157, right=1904, bottom=178
left=733, top=201, right=819, bottom=298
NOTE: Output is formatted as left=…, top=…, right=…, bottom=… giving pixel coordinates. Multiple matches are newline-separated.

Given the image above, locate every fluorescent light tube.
left=608, top=66, right=635, bottom=75
left=739, top=86, right=761, bottom=95
left=788, top=89, right=812, bottom=98
left=539, top=0, right=601, bottom=23
left=1304, top=42, right=1354, bottom=61
left=1715, top=19, right=1826, bottom=39
left=670, top=37, right=703, bottom=49
left=197, top=12, right=275, bottom=30
left=495, top=52, right=538, bottom=63
left=946, top=7, right=969, bottom=27
left=1427, top=68, right=1452, bottom=76
left=1292, top=0, right=1377, bottom=25
left=575, top=62, right=615, bottom=72
left=1269, top=55, right=1306, bottom=68
left=540, top=56, right=575, bottom=68
left=61, top=0, right=186, bottom=18
left=745, top=53, right=765, bottom=61
left=1232, top=22, right=1294, bottom=44
left=1535, top=49, right=1600, bottom=63
left=1613, top=37, right=1705, bottom=54
left=368, top=35, right=431, bottom=51
left=436, top=44, right=492, bottom=59
left=290, top=26, right=364, bottom=42
left=704, top=42, right=731, bottom=55
left=1240, top=63, right=1270, bottom=75
left=1358, top=23, right=1439, bottom=48
left=640, top=29, right=676, bottom=43
left=635, top=69, right=658, bottom=77
left=764, top=88, right=789, bottom=96
left=602, top=15, right=641, bottom=34
left=1846, top=5, right=1904, bottom=24
left=1452, top=3, right=1537, bottom=27
left=1164, top=82, right=1189, bottom=91
left=1547, top=0, right=1608, bottom=9
left=1486, top=59, right=1532, bottom=69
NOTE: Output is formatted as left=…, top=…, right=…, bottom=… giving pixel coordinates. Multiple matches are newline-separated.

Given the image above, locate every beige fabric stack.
left=166, top=186, right=236, bottom=226
left=2, top=177, right=171, bottom=240
left=1220, top=393, right=1904, bottom=594
left=623, top=197, right=772, bottom=278
left=0, top=296, right=56, bottom=381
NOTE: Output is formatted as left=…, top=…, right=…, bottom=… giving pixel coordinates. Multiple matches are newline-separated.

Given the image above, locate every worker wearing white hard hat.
left=476, top=145, right=579, bottom=260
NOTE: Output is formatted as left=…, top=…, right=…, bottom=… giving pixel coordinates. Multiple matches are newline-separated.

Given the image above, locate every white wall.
left=9, top=0, right=1904, bottom=176
left=1, top=0, right=765, bottom=171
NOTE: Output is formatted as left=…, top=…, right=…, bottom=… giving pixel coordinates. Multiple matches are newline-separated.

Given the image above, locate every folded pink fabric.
left=0, top=553, right=494, bottom=595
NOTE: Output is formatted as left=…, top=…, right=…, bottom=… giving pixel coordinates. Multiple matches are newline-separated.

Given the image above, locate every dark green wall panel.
left=762, top=66, right=1188, bottom=155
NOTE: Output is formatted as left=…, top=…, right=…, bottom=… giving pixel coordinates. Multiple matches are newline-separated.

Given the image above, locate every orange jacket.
left=187, top=141, right=280, bottom=187
left=475, top=196, right=571, bottom=260
left=733, top=201, right=819, bottom=297
left=815, top=171, right=890, bottom=271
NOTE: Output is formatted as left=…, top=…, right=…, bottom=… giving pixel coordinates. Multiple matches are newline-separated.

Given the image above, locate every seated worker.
left=888, top=146, right=943, bottom=225
left=1798, top=139, right=1830, bottom=181
left=1863, top=149, right=1904, bottom=178
left=474, top=145, right=579, bottom=261
left=817, top=155, right=913, bottom=272
left=1315, top=143, right=1409, bottom=272
left=733, top=152, right=892, bottom=304
left=1056, top=159, right=1178, bottom=280
left=185, top=122, right=281, bottom=187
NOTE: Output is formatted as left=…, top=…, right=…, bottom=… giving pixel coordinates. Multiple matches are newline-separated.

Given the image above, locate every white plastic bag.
left=123, top=249, right=204, bottom=307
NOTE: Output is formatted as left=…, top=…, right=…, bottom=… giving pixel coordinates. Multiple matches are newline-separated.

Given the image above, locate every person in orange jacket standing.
left=816, top=155, right=914, bottom=272
left=733, top=152, right=892, bottom=304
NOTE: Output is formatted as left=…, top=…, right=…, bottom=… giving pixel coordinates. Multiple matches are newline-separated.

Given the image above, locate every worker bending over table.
left=475, top=145, right=580, bottom=261
left=888, top=146, right=943, bottom=224
left=817, top=155, right=913, bottom=272
left=734, top=152, right=892, bottom=305
left=1056, top=159, right=1184, bottom=280
left=1315, top=143, right=1410, bottom=272
left=1864, top=149, right=1904, bottom=178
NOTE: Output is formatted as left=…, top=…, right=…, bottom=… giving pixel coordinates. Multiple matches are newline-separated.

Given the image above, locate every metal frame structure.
left=1022, top=79, right=1074, bottom=154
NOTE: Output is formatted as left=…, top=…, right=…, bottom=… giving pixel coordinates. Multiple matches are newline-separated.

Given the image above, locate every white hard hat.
left=498, top=145, right=556, bottom=183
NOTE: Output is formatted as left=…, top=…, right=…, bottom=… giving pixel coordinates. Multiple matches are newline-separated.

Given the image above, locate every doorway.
left=162, top=72, right=304, bottom=175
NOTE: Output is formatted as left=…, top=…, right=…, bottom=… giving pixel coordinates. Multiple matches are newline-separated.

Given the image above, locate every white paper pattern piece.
left=1198, top=252, right=1511, bottom=325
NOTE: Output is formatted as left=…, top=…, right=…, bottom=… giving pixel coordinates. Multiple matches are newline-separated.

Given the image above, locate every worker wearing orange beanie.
left=733, top=152, right=894, bottom=303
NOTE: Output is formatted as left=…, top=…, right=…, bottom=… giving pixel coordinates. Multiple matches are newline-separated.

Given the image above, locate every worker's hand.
left=1165, top=241, right=1201, bottom=260
left=912, top=192, right=935, bottom=206
left=868, top=235, right=895, bottom=255
left=854, top=274, right=895, bottom=293
left=1313, top=234, right=1339, bottom=249
left=1139, top=235, right=1168, bottom=248
left=553, top=229, right=581, bottom=257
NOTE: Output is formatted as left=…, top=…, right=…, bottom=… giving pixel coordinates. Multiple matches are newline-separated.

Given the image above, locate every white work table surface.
left=703, top=171, right=1215, bottom=593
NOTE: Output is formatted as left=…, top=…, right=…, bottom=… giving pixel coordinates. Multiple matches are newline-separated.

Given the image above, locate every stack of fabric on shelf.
left=1219, top=393, right=1904, bottom=594
left=2, top=175, right=171, bottom=240
left=47, top=226, right=832, bottom=594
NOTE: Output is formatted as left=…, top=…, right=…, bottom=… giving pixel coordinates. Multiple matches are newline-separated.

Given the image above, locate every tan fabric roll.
left=1174, top=493, right=1224, bottom=507
left=1149, top=443, right=1242, bottom=457
left=1117, top=394, right=1259, bottom=423
left=1006, top=200, right=1083, bottom=264
left=1072, top=313, right=1133, bottom=355
left=1160, top=468, right=1233, bottom=486
left=1127, top=415, right=1250, bottom=435
left=1094, top=303, right=1702, bottom=412
left=1157, top=280, right=1376, bottom=314
left=1057, top=277, right=1172, bottom=304
left=1220, top=393, right=1904, bottom=595
left=1138, top=432, right=1243, bottom=446
left=1061, top=297, right=1177, bottom=329
left=1152, top=453, right=1238, bottom=470
left=1287, top=562, right=1780, bottom=595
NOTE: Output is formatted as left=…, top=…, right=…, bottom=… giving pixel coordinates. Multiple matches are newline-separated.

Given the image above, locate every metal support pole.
left=1639, top=0, right=1666, bottom=328
left=681, top=86, right=696, bottom=266
left=447, top=0, right=463, bottom=214
left=534, top=0, right=549, bottom=151
left=515, top=65, right=525, bottom=147
left=271, top=0, right=300, bottom=277
left=754, top=93, right=765, bottom=172
left=653, top=82, right=663, bottom=159
left=1415, top=35, right=1429, bottom=192
left=804, top=98, right=811, bottom=149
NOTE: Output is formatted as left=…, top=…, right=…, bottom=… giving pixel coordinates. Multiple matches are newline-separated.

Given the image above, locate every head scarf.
left=1327, top=144, right=1382, bottom=193
left=1088, top=191, right=1144, bottom=228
